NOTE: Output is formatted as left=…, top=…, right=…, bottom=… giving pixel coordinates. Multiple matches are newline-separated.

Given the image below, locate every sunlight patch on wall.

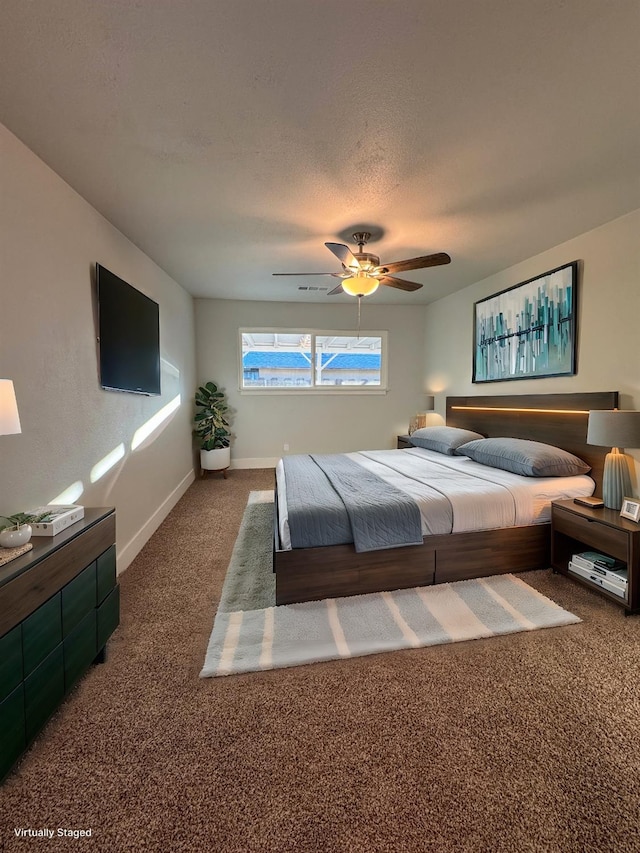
left=131, top=394, right=181, bottom=451
left=161, top=357, right=180, bottom=379
left=49, top=480, right=84, bottom=505
left=90, top=443, right=126, bottom=484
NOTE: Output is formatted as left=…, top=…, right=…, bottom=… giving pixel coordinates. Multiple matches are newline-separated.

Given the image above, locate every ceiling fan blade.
left=325, top=242, right=360, bottom=270
left=378, top=275, right=423, bottom=292
left=327, top=283, right=344, bottom=295
left=378, top=252, right=451, bottom=275
left=272, top=272, right=341, bottom=276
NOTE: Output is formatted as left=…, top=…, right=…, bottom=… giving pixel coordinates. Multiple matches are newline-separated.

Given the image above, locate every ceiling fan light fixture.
left=273, top=231, right=449, bottom=296
left=341, top=271, right=379, bottom=297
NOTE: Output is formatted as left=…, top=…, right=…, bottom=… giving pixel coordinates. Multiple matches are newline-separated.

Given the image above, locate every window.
left=239, top=330, right=388, bottom=393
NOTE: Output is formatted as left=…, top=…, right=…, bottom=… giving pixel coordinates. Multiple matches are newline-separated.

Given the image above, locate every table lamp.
left=0, top=380, right=21, bottom=435
left=410, top=395, right=436, bottom=434
left=587, top=410, right=640, bottom=510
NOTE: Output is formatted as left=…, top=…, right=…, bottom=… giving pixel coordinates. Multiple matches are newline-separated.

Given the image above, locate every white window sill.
left=239, top=387, right=388, bottom=396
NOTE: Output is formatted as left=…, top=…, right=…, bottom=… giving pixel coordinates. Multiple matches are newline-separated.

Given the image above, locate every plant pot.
left=200, top=447, right=231, bottom=471
left=0, top=524, right=32, bottom=549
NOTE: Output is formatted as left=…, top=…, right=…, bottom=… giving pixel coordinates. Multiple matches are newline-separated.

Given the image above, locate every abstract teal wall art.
left=473, top=261, right=578, bottom=383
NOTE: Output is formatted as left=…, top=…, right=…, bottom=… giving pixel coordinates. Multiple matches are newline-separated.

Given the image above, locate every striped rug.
left=200, top=572, right=580, bottom=678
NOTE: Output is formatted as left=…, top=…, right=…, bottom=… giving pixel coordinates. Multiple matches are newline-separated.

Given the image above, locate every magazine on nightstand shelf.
left=569, top=551, right=628, bottom=596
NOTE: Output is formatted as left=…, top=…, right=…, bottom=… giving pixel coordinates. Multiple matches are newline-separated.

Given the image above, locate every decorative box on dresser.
left=551, top=499, right=639, bottom=614
left=0, top=508, right=119, bottom=781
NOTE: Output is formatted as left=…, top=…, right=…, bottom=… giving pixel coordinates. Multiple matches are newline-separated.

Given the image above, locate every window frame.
left=238, top=328, right=389, bottom=395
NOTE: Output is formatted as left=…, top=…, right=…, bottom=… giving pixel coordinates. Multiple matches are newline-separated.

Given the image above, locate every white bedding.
left=276, top=446, right=595, bottom=550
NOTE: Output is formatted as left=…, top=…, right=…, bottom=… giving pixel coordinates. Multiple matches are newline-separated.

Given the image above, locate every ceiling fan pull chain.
left=357, top=295, right=362, bottom=338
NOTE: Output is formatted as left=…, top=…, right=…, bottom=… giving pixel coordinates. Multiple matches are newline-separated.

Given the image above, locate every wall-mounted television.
left=96, top=264, right=161, bottom=396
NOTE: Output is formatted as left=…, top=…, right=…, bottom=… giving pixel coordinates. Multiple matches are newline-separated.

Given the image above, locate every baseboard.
left=230, top=457, right=278, bottom=469
left=117, top=468, right=196, bottom=573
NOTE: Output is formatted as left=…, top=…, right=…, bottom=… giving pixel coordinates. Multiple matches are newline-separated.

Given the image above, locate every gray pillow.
left=456, top=437, right=591, bottom=477
left=409, top=426, right=485, bottom=456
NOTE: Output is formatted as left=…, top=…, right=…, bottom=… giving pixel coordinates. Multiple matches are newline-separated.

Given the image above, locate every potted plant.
left=194, top=381, right=232, bottom=473
left=0, top=512, right=34, bottom=548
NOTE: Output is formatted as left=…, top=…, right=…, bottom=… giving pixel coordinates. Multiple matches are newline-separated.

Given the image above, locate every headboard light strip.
left=450, top=406, right=589, bottom=415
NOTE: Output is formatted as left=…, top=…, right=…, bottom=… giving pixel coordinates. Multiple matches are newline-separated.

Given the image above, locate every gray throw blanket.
left=282, top=454, right=423, bottom=552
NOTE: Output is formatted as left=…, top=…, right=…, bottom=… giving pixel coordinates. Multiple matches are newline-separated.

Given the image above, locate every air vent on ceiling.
left=298, top=286, right=329, bottom=292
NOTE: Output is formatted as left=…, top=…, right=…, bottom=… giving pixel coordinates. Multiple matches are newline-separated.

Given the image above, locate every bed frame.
left=273, top=391, right=617, bottom=605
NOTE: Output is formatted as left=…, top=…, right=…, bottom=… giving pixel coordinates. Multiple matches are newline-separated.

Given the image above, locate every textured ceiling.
left=1, top=0, right=639, bottom=304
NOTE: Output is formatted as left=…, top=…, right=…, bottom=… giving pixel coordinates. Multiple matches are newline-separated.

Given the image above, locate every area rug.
left=200, top=492, right=580, bottom=678
left=216, top=489, right=275, bottom=613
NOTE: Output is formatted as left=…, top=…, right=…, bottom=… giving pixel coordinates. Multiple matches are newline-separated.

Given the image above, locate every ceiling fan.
left=273, top=231, right=451, bottom=297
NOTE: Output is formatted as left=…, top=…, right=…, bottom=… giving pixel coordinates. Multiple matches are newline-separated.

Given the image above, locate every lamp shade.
left=587, top=410, right=640, bottom=449
left=0, top=380, right=21, bottom=435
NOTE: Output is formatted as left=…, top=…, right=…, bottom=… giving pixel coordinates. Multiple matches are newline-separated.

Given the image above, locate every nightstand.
left=397, top=435, right=413, bottom=449
left=551, top=499, right=639, bottom=614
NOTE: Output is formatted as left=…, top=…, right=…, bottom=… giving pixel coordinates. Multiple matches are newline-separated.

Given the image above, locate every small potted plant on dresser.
left=194, top=381, right=232, bottom=477
left=0, top=513, right=34, bottom=548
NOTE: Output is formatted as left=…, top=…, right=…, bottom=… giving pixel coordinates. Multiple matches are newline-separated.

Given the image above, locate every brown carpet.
left=1, top=469, right=639, bottom=853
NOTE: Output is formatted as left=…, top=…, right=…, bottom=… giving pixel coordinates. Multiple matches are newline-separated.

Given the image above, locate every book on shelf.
left=568, top=561, right=628, bottom=598
left=571, top=551, right=627, bottom=586
left=573, top=551, right=626, bottom=571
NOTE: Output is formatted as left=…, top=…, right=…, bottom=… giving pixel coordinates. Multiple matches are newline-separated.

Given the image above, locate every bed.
left=273, top=391, right=617, bottom=605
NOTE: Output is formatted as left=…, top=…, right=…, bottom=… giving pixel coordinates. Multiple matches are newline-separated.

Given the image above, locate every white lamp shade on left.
left=0, top=380, right=21, bottom=435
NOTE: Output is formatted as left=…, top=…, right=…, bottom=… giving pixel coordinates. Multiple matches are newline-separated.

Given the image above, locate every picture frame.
left=473, top=261, right=578, bottom=383
left=620, top=497, right=640, bottom=523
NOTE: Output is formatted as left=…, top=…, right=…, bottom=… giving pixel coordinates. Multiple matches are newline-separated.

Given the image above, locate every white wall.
left=0, top=124, right=197, bottom=569
left=423, top=210, right=640, bottom=492
left=195, top=300, right=429, bottom=465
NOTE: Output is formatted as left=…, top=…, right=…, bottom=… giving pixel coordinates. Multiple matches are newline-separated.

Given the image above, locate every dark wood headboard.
left=446, top=391, right=618, bottom=493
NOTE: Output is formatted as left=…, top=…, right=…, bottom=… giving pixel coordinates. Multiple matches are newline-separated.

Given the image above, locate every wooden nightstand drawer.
left=553, top=507, right=628, bottom=562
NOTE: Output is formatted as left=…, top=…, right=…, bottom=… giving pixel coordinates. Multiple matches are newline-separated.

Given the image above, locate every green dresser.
left=0, top=508, right=117, bottom=782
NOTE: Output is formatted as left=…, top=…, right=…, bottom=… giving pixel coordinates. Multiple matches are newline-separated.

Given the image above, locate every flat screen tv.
left=96, top=264, right=161, bottom=395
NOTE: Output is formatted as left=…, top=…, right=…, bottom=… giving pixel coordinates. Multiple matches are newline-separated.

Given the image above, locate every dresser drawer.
left=96, top=545, right=117, bottom=605
left=553, top=507, right=628, bottom=562
left=22, top=594, right=62, bottom=675
left=24, top=645, right=65, bottom=744
left=0, top=685, right=25, bottom=781
left=62, top=561, right=97, bottom=637
left=97, top=585, right=120, bottom=651
left=64, top=610, right=97, bottom=691
left=0, top=625, right=23, bottom=701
